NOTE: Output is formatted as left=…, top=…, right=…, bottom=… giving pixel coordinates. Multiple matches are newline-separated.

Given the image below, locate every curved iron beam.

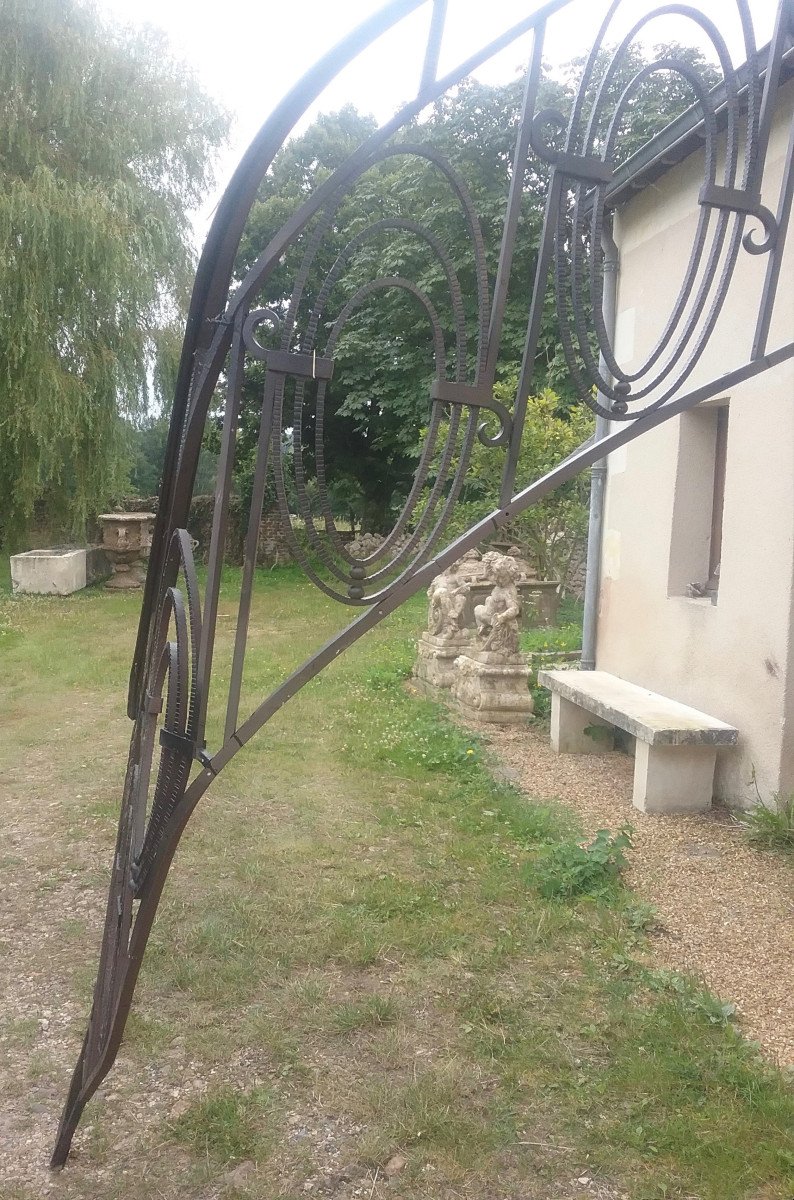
left=52, top=0, right=794, bottom=1169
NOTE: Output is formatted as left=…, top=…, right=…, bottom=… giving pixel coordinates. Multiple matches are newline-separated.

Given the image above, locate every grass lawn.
left=1, top=565, right=793, bottom=1199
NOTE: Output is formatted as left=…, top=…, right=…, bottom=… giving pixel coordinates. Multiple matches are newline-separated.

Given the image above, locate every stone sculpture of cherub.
left=427, top=560, right=469, bottom=640
left=474, top=552, right=522, bottom=657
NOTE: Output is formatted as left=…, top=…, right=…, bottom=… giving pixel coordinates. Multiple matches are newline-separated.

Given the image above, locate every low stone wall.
left=566, top=553, right=587, bottom=601
left=185, top=494, right=244, bottom=564
left=257, top=507, right=292, bottom=567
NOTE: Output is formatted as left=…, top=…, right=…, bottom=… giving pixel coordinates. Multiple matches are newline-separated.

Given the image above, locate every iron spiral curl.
left=264, top=142, right=493, bottom=605
left=544, top=0, right=770, bottom=420
left=130, top=529, right=203, bottom=899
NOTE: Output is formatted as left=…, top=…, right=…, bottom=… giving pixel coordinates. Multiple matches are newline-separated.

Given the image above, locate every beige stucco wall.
left=597, top=79, right=794, bottom=806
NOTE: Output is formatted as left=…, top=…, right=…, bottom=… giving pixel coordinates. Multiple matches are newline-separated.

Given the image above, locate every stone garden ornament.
left=427, top=566, right=469, bottom=640
left=414, top=556, right=478, bottom=692
left=452, top=553, right=536, bottom=724
left=52, top=0, right=794, bottom=1166
left=474, top=553, right=523, bottom=657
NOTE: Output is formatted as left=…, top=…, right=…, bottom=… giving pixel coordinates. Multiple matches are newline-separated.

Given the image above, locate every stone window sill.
left=669, top=593, right=718, bottom=608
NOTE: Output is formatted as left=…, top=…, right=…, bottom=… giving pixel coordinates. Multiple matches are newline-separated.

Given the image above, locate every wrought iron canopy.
left=51, top=0, right=794, bottom=1167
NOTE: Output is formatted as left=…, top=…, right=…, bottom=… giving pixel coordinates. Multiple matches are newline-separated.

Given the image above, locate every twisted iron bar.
left=52, top=0, right=794, bottom=1167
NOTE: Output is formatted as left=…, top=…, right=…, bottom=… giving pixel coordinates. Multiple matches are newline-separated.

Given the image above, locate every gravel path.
left=487, top=725, right=794, bottom=1069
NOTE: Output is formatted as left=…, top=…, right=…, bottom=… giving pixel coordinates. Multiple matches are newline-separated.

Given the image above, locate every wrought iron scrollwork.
left=260, top=139, right=492, bottom=608
left=545, top=1, right=779, bottom=421
left=52, top=0, right=794, bottom=1167
left=131, top=529, right=205, bottom=896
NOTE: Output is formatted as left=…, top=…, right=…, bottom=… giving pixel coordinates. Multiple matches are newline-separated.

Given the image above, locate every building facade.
left=595, top=76, right=794, bottom=806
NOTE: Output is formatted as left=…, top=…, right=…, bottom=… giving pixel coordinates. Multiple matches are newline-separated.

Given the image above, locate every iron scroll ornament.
left=52, top=0, right=794, bottom=1167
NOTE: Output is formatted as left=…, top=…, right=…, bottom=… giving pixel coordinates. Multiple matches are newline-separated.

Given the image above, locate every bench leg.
left=550, top=694, right=614, bottom=754
left=632, top=743, right=715, bottom=814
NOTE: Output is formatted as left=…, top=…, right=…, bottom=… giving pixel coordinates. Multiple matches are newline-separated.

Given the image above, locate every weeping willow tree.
left=0, top=0, right=229, bottom=547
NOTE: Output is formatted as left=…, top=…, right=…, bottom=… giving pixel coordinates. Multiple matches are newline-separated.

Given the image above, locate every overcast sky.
left=96, top=0, right=783, bottom=243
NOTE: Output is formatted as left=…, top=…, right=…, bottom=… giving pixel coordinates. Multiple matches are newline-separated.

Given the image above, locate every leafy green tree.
left=0, top=0, right=228, bottom=546
left=440, top=381, right=595, bottom=593
left=233, top=44, right=718, bottom=533
left=127, top=416, right=218, bottom=499
left=563, top=41, right=720, bottom=165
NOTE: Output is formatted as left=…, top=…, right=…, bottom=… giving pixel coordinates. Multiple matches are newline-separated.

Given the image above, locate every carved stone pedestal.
left=451, top=652, right=535, bottom=725
left=98, top=512, right=155, bottom=590
left=413, top=631, right=473, bottom=694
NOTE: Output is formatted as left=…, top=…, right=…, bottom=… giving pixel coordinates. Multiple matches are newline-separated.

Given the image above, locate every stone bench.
left=537, top=670, right=738, bottom=814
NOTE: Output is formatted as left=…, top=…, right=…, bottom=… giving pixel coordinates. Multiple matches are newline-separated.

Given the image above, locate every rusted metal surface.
left=52, top=0, right=794, bottom=1167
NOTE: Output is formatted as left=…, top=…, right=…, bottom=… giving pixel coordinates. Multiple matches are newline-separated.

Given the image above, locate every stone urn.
left=97, top=512, right=155, bottom=590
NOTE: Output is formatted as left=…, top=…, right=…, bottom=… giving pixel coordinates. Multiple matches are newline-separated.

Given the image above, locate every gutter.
left=581, top=221, right=618, bottom=670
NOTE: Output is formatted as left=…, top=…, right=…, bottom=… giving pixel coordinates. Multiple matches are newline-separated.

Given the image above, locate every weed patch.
left=361, top=1067, right=514, bottom=1168
left=740, top=793, right=794, bottom=855
left=528, top=826, right=634, bottom=899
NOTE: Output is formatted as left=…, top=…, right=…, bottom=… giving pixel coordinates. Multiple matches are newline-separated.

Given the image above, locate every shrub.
left=435, top=385, right=595, bottom=594
left=529, top=826, right=633, bottom=900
